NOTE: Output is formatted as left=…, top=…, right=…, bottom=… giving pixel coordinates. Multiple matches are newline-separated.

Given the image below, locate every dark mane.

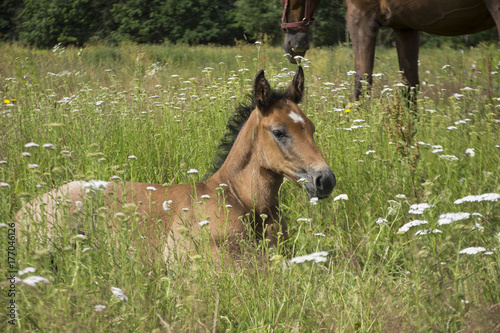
left=206, top=90, right=286, bottom=177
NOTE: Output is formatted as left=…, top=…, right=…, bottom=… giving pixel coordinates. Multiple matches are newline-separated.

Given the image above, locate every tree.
left=230, top=0, right=282, bottom=43
left=0, top=0, right=23, bottom=41
left=313, top=0, right=347, bottom=47
left=18, top=0, right=119, bottom=47
left=158, top=0, right=241, bottom=45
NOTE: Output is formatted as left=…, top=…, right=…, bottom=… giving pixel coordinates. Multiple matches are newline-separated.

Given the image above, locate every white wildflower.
left=146, top=186, right=157, bottom=191
left=439, top=155, right=459, bottom=161
left=438, top=212, right=471, bottom=225
left=459, top=247, right=486, bottom=255
left=18, top=267, right=36, bottom=276
left=333, top=194, right=348, bottom=201
left=201, top=194, right=210, bottom=199
left=395, top=194, right=406, bottom=199
left=28, top=164, right=39, bottom=169
left=198, top=220, right=210, bottom=226
left=365, top=150, right=376, bottom=155
left=415, top=229, right=442, bottom=235
left=94, top=305, right=107, bottom=312
left=291, top=251, right=329, bottom=263
left=471, top=222, right=484, bottom=231
left=128, top=155, right=137, bottom=160
left=398, top=220, right=428, bottom=233
left=297, top=178, right=308, bottom=184
left=111, top=287, right=128, bottom=301
left=21, top=276, right=50, bottom=286
left=82, top=180, right=108, bottom=193
left=42, top=143, right=55, bottom=149
left=309, top=197, right=318, bottom=205
left=22, top=152, right=31, bottom=157
left=465, top=148, right=475, bottom=157
left=314, top=233, right=326, bottom=237
left=408, top=203, right=432, bottom=215
left=162, top=200, right=172, bottom=211
left=454, top=193, right=500, bottom=204
left=297, top=218, right=312, bottom=223
left=376, top=217, right=388, bottom=224
left=25, top=142, right=39, bottom=148
left=0, top=182, right=9, bottom=187
left=187, top=168, right=198, bottom=174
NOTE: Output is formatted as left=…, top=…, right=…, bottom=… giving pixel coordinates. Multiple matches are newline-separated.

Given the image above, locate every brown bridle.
left=281, top=0, right=315, bottom=31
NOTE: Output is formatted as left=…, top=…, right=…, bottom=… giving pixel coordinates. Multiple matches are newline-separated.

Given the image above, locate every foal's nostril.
left=315, top=175, right=323, bottom=188
left=314, top=169, right=336, bottom=197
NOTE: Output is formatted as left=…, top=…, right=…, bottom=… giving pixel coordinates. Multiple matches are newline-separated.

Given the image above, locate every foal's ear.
left=253, top=70, right=272, bottom=112
left=284, top=66, right=305, bottom=104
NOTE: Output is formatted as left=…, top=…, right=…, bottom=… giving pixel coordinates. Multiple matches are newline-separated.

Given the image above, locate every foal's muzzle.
left=299, top=168, right=336, bottom=199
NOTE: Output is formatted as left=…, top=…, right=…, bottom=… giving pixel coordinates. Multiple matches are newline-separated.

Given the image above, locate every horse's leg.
left=393, top=28, right=420, bottom=106
left=346, top=6, right=379, bottom=100
left=482, top=0, right=500, bottom=43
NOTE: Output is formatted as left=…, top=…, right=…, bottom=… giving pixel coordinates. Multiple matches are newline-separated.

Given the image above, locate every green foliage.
left=313, top=0, right=348, bottom=47
left=3, top=0, right=499, bottom=48
left=0, top=0, right=22, bottom=40
left=157, top=0, right=242, bottom=45
left=1, top=42, right=500, bottom=332
left=230, top=0, right=282, bottom=43
left=18, top=0, right=118, bottom=47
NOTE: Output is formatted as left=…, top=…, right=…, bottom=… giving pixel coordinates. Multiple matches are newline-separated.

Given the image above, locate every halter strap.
left=281, top=0, right=315, bottom=31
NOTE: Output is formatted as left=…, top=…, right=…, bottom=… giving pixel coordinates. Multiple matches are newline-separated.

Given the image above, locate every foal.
left=16, top=66, right=336, bottom=263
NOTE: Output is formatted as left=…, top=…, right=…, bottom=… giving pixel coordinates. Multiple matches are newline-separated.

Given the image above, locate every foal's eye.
left=272, top=129, right=285, bottom=139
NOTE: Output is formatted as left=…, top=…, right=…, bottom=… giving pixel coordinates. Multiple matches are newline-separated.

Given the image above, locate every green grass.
left=1, top=42, right=499, bottom=332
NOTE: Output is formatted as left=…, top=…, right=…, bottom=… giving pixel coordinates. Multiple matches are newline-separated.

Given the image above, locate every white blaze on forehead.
left=289, top=111, right=305, bottom=123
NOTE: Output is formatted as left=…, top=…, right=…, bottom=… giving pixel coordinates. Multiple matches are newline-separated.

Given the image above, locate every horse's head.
left=253, top=66, right=335, bottom=199
left=281, top=0, right=320, bottom=64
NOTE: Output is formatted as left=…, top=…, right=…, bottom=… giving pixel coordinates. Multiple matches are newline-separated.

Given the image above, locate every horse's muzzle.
left=313, top=168, right=336, bottom=199
left=283, top=31, right=310, bottom=63
left=299, top=168, right=336, bottom=199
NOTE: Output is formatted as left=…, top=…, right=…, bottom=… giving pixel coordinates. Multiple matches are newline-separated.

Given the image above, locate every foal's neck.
left=209, top=110, right=283, bottom=217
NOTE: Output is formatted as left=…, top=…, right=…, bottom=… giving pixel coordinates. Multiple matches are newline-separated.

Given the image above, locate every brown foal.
left=16, top=66, right=336, bottom=264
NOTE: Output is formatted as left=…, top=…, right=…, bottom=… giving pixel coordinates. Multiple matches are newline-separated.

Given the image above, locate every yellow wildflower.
left=3, top=99, right=10, bottom=104
left=344, top=108, right=351, bottom=113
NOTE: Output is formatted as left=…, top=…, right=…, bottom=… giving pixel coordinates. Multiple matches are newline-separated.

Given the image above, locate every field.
left=1, top=41, right=499, bottom=332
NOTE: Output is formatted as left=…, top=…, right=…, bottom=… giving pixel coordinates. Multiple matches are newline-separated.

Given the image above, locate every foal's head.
left=253, top=66, right=335, bottom=199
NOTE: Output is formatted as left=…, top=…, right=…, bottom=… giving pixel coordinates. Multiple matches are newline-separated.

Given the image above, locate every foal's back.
left=16, top=179, right=248, bottom=259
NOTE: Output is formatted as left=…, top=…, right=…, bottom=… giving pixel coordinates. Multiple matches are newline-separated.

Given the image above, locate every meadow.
left=0, top=41, right=499, bottom=332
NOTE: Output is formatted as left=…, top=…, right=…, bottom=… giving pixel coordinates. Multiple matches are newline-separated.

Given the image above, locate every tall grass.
left=1, top=42, right=499, bottom=332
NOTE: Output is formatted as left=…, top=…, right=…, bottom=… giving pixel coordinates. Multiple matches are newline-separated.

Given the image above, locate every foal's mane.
left=206, top=89, right=286, bottom=176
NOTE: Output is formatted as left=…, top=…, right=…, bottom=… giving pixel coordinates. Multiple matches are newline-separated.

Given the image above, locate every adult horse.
left=16, top=66, right=336, bottom=264
left=281, top=0, right=500, bottom=99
